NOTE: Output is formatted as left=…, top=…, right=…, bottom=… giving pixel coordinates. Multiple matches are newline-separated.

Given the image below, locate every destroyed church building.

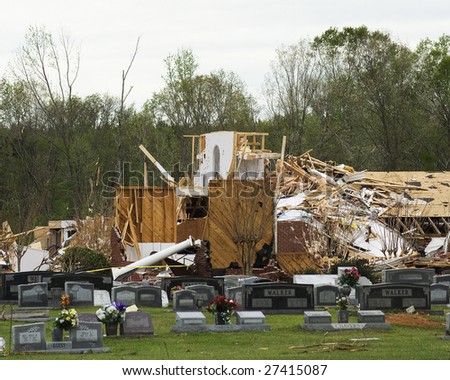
left=112, top=131, right=450, bottom=280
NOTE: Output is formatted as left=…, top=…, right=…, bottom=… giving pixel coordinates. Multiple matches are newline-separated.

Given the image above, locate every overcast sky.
left=1, top=0, right=449, bottom=109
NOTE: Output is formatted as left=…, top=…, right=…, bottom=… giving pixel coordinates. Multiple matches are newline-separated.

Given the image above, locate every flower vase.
left=105, top=322, right=118, bottom=336
left=340, top=285, right=352, bottom=297
left=215, top=313, right=227, bottom=325
left=337, top=309, right=349, bottom=323
left=52, top=328, right=64, bottom=341
left=215, top=311, right=233, bottom=325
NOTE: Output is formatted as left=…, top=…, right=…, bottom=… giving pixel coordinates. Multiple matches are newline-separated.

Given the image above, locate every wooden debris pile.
left=278, top=151, right=425, bottom=218
left=67, top=215, right=113, bottom=258
left=275, top=151, right=433, bottom=262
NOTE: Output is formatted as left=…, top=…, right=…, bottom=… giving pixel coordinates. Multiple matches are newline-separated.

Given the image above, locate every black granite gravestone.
left=18, top=283, right=48, bottom=307
left=173, top=289, right=198, bottom=311
left=3, top=271, right=54, bottom=301
left=359, top=283, right=431, bottom=310
left=137, top=286, right=162, bottom=307
left=242, top=283, right=314, bottom=314
left=434, top=274, right=450, bottom=286
left=381, top=268, right=434, bottom=284
left=314, top=285, right=339, bottom=307
left=185, top=284, right=215, bottom=308
left=161, top=276, right=224, bottom=299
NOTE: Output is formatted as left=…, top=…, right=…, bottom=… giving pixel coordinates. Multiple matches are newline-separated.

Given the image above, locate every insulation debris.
left=275, top=151, right=450, bottom=268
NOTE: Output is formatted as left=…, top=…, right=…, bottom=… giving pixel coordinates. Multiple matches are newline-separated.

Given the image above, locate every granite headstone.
left=434, top=275, right=450, bottom=286
left=381, top=268, right=434, bottom=284
left=226, top=286, right=243, bottom=306
left=314, top=285, right=339, bottom=307
left=136, top=286, right=162, bottom=307
left=12, top=322, right=46, bottom=352
left=242, top=283, right=314, bottom=313
left=69, top=321, right=103, bottom=349
left=173, top=289, right=198, bottom=311
left=65, top=282, right=95, bottom=306
left=359, top=283, right=430, bottom=310
left=161, top=276, right=224, bottom=299
left=17, top=283, right=48, bottom=307
left=185, top=284, right=215, bottom=308
left=120, top=311, right=154, bottom=336
left=94, top=289, right=112, bottom=306
left=111, top=285, right=138, bottom=306
left=430, top=283, right=449, bottom=305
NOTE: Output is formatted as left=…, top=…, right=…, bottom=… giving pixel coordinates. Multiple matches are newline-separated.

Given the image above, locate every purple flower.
left=113, top=301, right=126, bottom=312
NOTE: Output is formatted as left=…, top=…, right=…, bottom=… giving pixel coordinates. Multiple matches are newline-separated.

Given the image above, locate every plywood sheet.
left=115, top=187, right=176, bottom=243
left=205, top=179, right=274, bottom=270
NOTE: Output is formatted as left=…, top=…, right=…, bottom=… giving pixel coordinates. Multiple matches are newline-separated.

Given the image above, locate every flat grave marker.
left=303, top=311, right=332, bottom=324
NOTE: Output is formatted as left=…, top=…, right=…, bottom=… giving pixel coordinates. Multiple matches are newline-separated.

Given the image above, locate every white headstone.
left=94, top=290, right=111, bottom=306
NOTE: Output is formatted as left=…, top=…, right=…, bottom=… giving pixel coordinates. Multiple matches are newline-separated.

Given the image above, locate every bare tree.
left=264, top=39, right=322, bottom=154
left=208, top=180, right=274, bottom=275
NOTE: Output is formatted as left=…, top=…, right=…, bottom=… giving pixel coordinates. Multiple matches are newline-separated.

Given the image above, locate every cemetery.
left=0, top=269, right=449, bottom=360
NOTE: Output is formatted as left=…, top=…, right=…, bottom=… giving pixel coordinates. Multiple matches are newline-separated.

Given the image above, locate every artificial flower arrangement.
left=54, top=294, right=78, bottom=331
left=206, top=295, right=238, bottom=324
left=338, top=267, right=361, bottom=288
left=170, top=285, right=184, bottom=297
left=96, top=301, right=126, bottom=324
left=335, top=296, right=349, bottom=310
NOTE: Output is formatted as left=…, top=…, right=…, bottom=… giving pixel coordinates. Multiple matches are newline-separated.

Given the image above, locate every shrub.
left=328, top=257, right=380, bottom=283
left=56, top=246, right=110, bottom=273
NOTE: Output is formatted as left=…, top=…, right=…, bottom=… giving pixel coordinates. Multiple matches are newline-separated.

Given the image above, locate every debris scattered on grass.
left=289, top=341, right=368, bottom=352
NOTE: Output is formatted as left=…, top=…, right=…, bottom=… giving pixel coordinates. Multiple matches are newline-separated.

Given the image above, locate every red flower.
left=338, top=267, right=361, bottom=287
left=206, top=295, right=238, bottom=314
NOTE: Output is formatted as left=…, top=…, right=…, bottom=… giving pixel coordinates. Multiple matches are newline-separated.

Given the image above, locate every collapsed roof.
left=275, top=151, right=450, bottom=266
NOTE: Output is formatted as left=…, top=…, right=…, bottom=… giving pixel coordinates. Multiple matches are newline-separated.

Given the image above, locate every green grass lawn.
left=1, top=305, right=449, bottom=360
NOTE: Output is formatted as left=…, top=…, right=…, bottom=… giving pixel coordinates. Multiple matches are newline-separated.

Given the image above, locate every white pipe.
left=112, top=236, right=196, bottom=281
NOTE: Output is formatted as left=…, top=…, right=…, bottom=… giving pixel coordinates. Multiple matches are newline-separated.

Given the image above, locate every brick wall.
left=277, top=221, right=308, bottom=254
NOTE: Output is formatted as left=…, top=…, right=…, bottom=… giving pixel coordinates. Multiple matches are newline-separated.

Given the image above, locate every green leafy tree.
left=415, top=34, right=450, bottom=170
left=312, top=26, right=422, bottom=170
left=150, top=48, right=258, bottom=168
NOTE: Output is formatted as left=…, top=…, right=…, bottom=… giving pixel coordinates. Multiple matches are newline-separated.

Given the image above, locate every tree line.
left=0, top=25, right=448, bottom=236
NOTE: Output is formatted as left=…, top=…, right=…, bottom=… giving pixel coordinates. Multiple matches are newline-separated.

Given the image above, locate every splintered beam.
left=139, top=144, right=175, bottom=183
